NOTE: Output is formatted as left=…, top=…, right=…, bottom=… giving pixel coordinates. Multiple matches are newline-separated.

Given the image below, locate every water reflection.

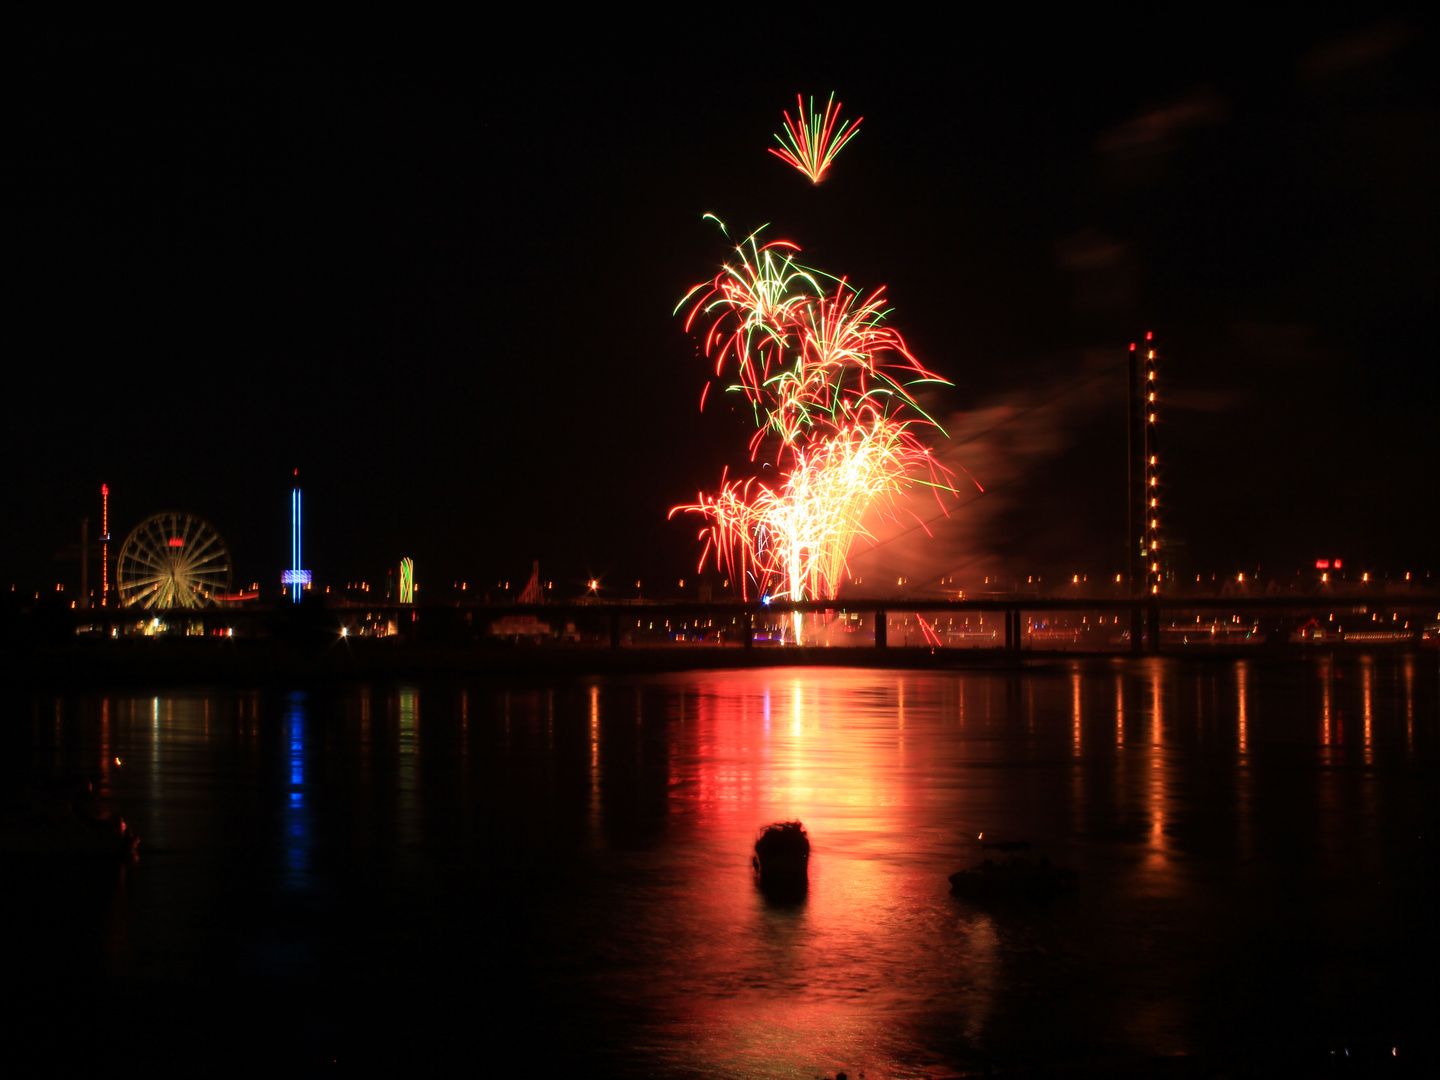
left=397, top=687, right=419, bottom=850
left=1236, top=660, right=1249, bottom=758
left=282, top=692, right=313, bottom=889
left=100, top=697, right=113, bottom=787
left=1362, top=658, right=1374, bottom=767
left=1236, top=661, right=1253, bottom=862
left=1405, top=655, right=1415, bottom=754
left=1115, top=668, right=1125, bottom=746
left=589, top=682, right=602, bottom=846
left=649, top=669, right=1042, bottom=1073
left=1144, top=660, right=1172, bottom=880
left=1071, top=667, right=1082, bottom=757
left=1322, top=659, right=1334, bottom=747
left=5, top=656, right=1435, bottom=1074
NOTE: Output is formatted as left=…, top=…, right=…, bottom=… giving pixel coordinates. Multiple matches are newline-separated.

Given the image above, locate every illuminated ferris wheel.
left=116, top=511, right=232, bottom=609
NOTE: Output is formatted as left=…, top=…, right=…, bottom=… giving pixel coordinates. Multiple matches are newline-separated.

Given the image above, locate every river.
left=5, top=655, right=1435, bottom=1075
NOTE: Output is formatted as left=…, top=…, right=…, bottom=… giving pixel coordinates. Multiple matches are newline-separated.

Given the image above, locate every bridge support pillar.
left=875, top=610, right=887, bottom=648
left=608, top=613, right=620, bottom=650
left=1005, top=608, right=1024, bottom=660
left=1147, top=599, right=1161, bottom=655
left=1130, top=605, right=1144, bottom=655
left=742, top=611, right=753, bottom=649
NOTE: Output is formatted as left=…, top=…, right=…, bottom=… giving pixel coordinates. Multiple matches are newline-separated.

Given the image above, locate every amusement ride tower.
left=282, top=469, right=311, bottom=601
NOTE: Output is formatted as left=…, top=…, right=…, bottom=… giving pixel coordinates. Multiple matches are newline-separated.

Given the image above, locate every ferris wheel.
left=116, top=511, right=232, bottom=609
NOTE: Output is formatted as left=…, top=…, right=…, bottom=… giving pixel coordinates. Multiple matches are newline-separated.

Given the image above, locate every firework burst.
left=680, top=226, right=944, bottom=458
left=769, top=93, right=862, bottom=184
left=673, top=221, right=955, bottom=635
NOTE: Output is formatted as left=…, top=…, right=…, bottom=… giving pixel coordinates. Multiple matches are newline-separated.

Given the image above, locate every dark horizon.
left=9, top=14, right=1436, bottom=601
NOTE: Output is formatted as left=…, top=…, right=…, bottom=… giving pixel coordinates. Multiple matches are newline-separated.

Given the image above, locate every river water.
left=6, top=656, right=1436, bottom=1075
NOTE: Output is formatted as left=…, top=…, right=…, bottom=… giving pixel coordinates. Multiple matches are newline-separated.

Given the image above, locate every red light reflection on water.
left=1236, top=661, right=1248, bottom=758
left=1362, top=658, right=1374, bottom=767
left=635, top=669, right=1005, bottom=1076
left=1322, top=660, right=1334, bottom=747
left=1405, top=656, right=1415, bottom=753
left=1147, top=663, right=1166, bottom=854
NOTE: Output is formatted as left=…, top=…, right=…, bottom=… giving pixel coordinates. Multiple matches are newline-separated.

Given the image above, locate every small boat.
left=1, top=778, right=139, bottom=861
left=752, top=820, right=810, bottom=882
left=949, top=854, right=1076, bottom=902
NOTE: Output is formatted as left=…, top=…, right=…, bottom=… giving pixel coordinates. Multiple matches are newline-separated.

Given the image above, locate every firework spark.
left=673, top=221, right=954, bottom=639
left=680, top=226, right=944, bottom=459
left=769, top=93, right=862, bottom=184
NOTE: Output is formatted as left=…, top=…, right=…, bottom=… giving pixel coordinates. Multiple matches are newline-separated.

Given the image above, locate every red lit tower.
left=1128, top=333, right=1161, bottom=597
left=1143, top=334, right=1160, bottom=596
left=101, top=483, right=110, bottom=607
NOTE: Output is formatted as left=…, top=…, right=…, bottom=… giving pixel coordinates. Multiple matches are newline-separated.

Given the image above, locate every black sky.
left=10, top=13, right=1436, bottom=598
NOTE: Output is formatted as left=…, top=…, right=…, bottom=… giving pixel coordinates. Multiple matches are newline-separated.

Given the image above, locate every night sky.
left=10, top=14, right=1435, bottom=599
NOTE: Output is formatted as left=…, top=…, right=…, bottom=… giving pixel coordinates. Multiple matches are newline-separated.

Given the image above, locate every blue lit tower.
left=282, top=468, right=312, bottom=601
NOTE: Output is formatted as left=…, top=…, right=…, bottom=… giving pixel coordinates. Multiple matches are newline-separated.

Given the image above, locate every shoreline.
left=3, top=638, right=1432, bottom=689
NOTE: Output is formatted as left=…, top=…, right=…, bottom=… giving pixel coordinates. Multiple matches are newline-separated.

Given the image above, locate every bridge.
left=64, top=593, right=1437, bottom=658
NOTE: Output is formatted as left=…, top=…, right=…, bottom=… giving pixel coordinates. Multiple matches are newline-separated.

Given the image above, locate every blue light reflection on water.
left=283, top=691, right=312, bottom=890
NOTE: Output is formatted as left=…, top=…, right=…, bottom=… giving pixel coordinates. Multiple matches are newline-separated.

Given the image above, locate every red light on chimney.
left=1146, top=332, right=1153, bottom=340
left=1315, top=559, right=1329, bottom=569
left=1129, top=343, right=1136, bottom=351
left=1333, top=558, right=1342, bottom=569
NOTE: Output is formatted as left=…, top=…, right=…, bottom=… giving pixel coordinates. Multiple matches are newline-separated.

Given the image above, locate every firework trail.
left=679, top=225, right=947, bottom=460
left=769, top=93, right=862, bottom=183
left=673, top=221, right=954, bottom=639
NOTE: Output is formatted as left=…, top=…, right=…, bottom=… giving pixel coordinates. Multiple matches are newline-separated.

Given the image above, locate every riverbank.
left=4, top=636, right=1433, bottom=688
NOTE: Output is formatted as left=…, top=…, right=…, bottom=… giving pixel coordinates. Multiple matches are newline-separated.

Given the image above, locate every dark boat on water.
left=1, top=778, right=139, bottom=861
left=948, top=853, right=1077, bottom=902
left=752, top=820, right=809, bottom=883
